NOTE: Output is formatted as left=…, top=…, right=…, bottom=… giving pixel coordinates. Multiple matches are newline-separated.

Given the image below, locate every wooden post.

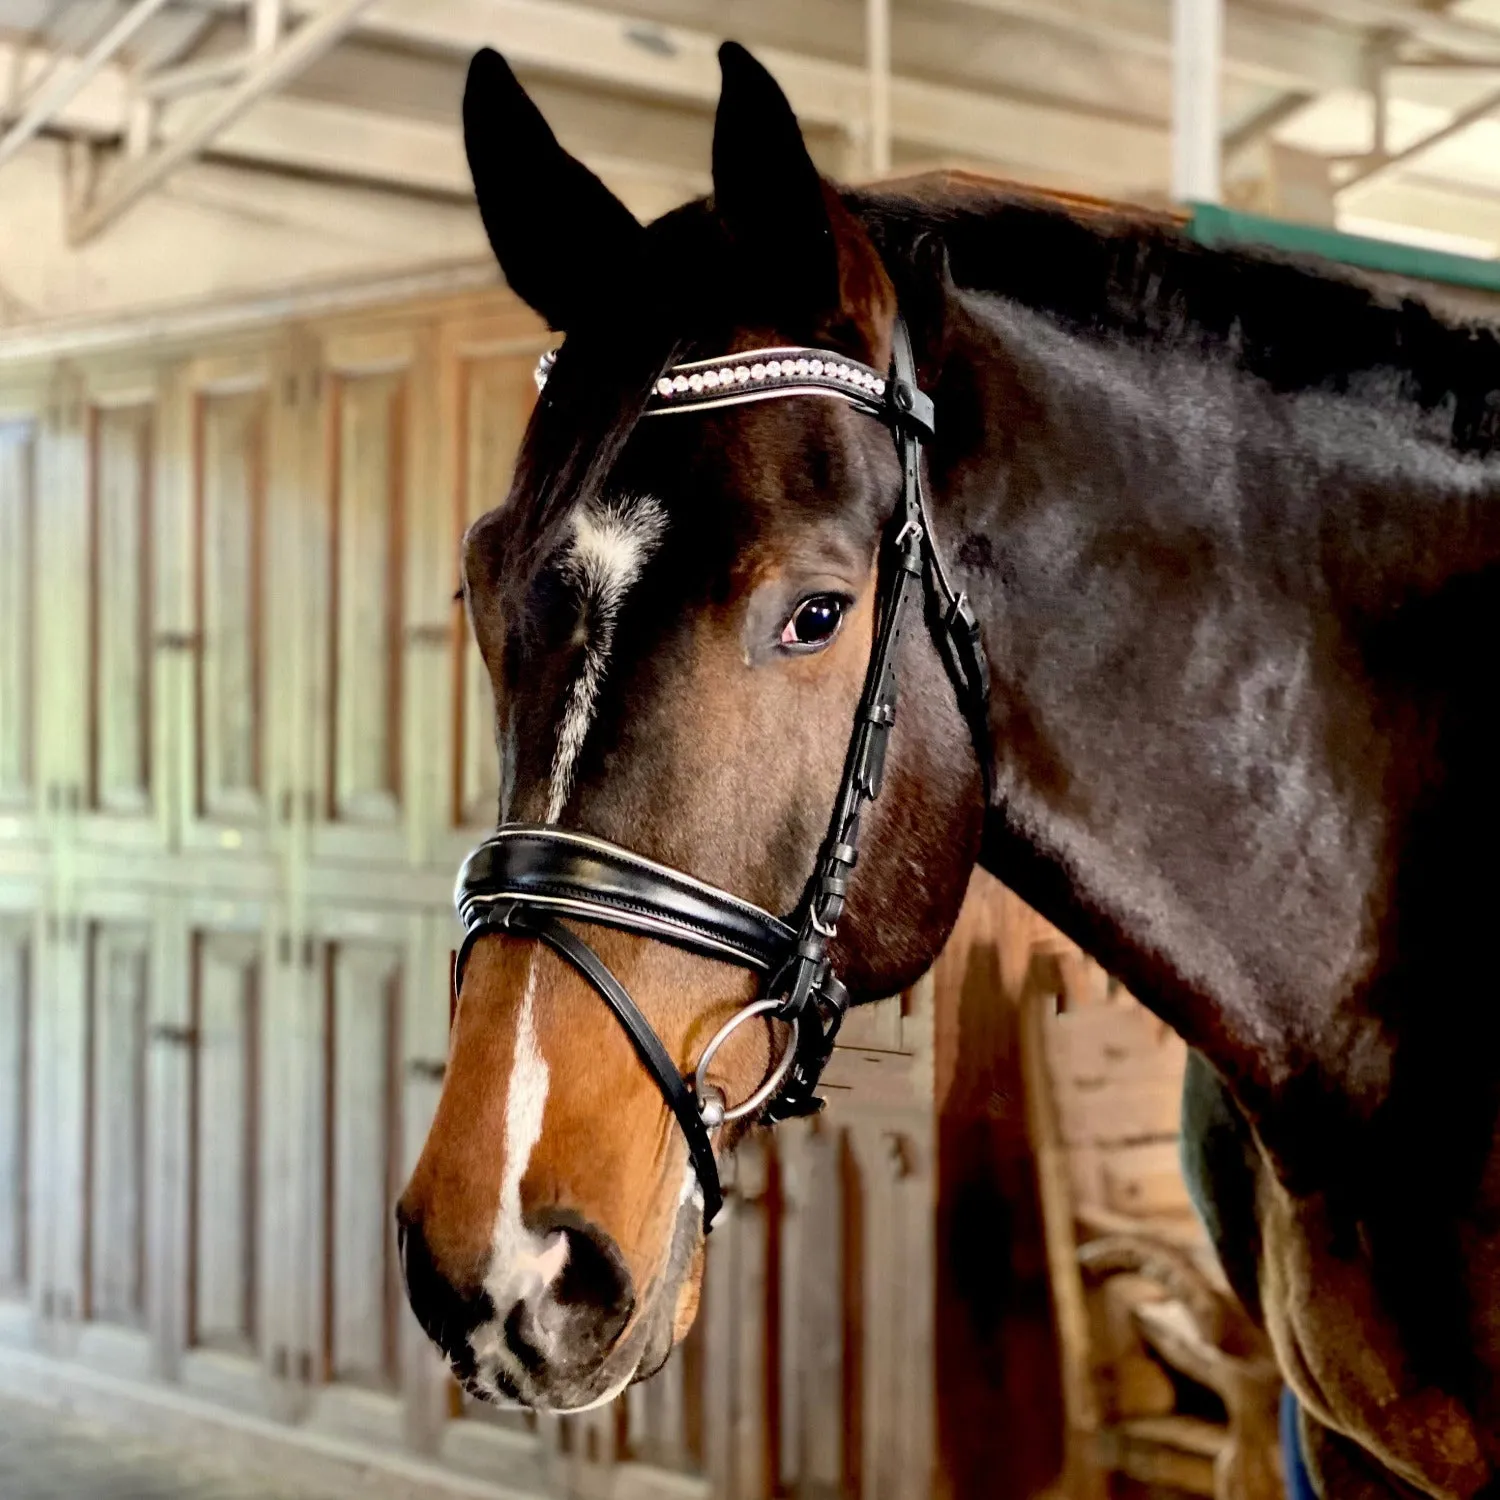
left=932, top=873, right=1064, bottom=1499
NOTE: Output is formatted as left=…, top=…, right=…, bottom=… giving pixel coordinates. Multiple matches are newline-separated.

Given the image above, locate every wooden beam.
left=140, top=52, right=255, bottom=102
left=0, top=0, right=174, bottom=169
left=180, top=0, right=1170, bottom=191
left=0, top=257, right=502, bottom=365
left=866, top=0, right=891, bottom=177
left=198, top=89, right=711, bottom=216
left=1335, top=84, right=1500, bottom=194
left=69, top=0, right=380, bottom=243
left=1272, top=0, right=1500, bottom=67
left=1172, top=0, right=1223, bottom=202
left=0, top=38, right=708, bottom=222
left=943, top=0, right=1366, bottom=92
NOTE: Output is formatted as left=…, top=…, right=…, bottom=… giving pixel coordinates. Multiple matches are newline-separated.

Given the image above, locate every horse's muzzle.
left=396, top=1206, right=637, bottom=1410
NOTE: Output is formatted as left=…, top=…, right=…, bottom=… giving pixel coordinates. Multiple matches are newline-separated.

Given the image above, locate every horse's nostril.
left=500, top=1219, right=635, bottom=1376
left=551, top=1222, right=633, bottom=1322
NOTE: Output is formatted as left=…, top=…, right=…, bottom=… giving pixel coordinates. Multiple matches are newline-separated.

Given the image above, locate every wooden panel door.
left=0, top=884, right=40, bottom=1351
left=73, top=367, right=169, bottom=853
left=429, top=314, right=546, bottom=872
left=71, top=895, right=160, bottom=1379
left=31, top=369, right=89, bottom=852
left=17, top=898, right=161, bottom=1375
left=0, top=388, right=43, bottom=846
left=173, top=348, right=291, bottom=866
left=176, top=896, right=282, bottom=1416
left=296, top=906, right=427, bottom=1446
left=31, top=897, right=86, bottom=1362
left=304, top=323, right=435, bottom=872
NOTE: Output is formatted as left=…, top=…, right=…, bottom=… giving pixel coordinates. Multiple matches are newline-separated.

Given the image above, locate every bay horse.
left=397, top=41, right=1500, bottom=1499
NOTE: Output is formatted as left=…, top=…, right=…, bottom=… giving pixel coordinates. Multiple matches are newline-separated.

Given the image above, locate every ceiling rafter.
left=0, top=0, right=170, bottom=168
left=4, top=0, right=1500, bottom=259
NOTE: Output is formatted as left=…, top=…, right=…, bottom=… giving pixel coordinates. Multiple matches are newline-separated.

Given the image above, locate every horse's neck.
left=937, top=289, right=1500, bottom=1115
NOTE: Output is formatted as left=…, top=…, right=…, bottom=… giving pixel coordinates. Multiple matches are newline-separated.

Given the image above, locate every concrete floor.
left=0, top=1395, right=348, bottom=1500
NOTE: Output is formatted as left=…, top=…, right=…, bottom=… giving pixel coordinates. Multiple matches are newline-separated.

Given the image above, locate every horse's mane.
left=500, top=179, right=1500, bottom=584
left=850, top=176, right=1500, bottom=457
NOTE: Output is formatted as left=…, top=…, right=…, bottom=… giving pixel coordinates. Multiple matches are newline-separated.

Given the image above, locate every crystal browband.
left=534, top=345, right=890, bottom=418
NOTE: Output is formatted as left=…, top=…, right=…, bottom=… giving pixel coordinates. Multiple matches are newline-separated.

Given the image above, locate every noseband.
left=454, top=318, right=989, bottom=1230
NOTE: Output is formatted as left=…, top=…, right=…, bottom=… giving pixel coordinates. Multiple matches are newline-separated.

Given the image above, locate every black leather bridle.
left=454, top=318, right=990, bottom=1231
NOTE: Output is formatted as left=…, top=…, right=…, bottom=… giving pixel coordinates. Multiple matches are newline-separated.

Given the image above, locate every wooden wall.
left=0, top=282, right=967, bottom=1499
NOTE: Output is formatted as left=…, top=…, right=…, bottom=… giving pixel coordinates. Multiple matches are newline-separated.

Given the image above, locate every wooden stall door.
left=69, top=893, right=160, bottom=1380
left=71, top=365, right=171, bottom=855
left=0, top=890, right=40, bottom=1351
left=295, top=906, right=424, bottom=1448
left=302, top=322, right=437, bottom=873
left=172, top=348, right=290, bottom=865
left=174, top=897, right=286, bottom=1418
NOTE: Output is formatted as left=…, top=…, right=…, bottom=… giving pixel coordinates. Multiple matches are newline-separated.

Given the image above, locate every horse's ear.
left=464, top=48, right=645, bottom=331
left=712, top=43, right=841, bottom=320
left=713, top=43, right=894, bottom=356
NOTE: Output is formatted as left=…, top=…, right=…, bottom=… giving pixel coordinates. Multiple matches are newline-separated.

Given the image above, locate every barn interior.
left=4, top=2, right=1500, bottom=1498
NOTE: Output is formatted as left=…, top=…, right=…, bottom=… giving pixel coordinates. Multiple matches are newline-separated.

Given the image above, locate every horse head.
left=395, top=45, right=984, bottom=1411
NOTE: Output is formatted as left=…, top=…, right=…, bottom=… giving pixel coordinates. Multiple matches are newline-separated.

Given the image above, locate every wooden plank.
left=699, top=1182, right=736, bottom=1498
left=0, top=420, right=36, bottom=808
left=731, top=1140, right=769, bottom=1500
left=191, top=932, right=260, bottom=1355
left=1051, top=1076, right=1184, bottom=1148
left=0, top=921, right=31, bottom=1295
left=197, top=387, right=268, bottom=822
left=625, top=1328, right=688, bottom=1470
left=84, top=922, right=150, bottom=1328
left=1019, top=977, right=1102, bottom=1435
left=1045, top=999, right=1188, bottom=1085
left=1101, top=1140, right=1196, bottom=1219
left=836, top=992, right=905, bottom=1054
left=775, top=1120, right=843, bottom=1493
left=325, top=940, right=401, bottom=1391
left=451, top=351, right=536, bottom=831
left=88, top=405, right=154, bottom=817
left=329, top=368, right=406, bottom=827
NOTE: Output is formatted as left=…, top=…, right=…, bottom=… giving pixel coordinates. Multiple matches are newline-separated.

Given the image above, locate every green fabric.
left=1186, top=202, right=1500, bottom=295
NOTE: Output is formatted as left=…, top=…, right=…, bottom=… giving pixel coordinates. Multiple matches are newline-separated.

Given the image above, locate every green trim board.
left=1186, top=202, right=1500, bottom=296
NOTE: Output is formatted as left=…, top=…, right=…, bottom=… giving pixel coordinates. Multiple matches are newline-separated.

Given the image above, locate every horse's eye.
left=780, top=594, right=846, bottom=649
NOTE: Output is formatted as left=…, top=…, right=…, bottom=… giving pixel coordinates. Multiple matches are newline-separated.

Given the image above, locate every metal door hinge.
left=153, top=630, right=201, bottom=652
left=150, top=1023, right=199, bottom=1048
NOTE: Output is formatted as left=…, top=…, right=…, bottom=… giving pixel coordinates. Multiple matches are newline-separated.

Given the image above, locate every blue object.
left=1281, top=1386, right=1317, bottom=1500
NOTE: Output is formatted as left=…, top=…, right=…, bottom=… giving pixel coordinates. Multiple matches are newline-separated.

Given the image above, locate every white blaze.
left=546, top=497, right=667, bottom=822
left=469, top=494, right=667, bottom=1396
